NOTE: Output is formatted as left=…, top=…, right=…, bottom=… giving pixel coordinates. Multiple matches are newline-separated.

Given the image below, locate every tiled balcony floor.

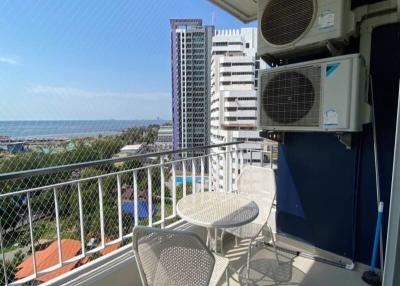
left=59, top=220, right=371, bottom=286
left=218, top=235, right=369, bottom=286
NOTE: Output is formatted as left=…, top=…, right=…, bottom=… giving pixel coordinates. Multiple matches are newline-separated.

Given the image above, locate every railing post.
left=217, top=154, right=221, bottom=192
left=172, top=162, right=177, bottom=217
left=98, top=178, right=105, bottom=248
left=235, top=149, right=239, bottom=193
left=53, top=188, right=63, bottom=265
left=192, top=158, right=196, bottom=193
left=228, top=150, right=233, bottom=193
left=224, top=151, right=228, bottom=192
left=160, top=157, right=165, bottom=228
left=147, top=168, right=153, bottom=227
left=270, top=150, right=273, bottom=168
left=133, top=171, right=139, bottom=226
left=182, top=160, right=187, bottom=197
left=261, top=150, right=264, bottom=167
left=250, top=150, right=253, bottom=166
left=26, top=193, right=37, bottom=278
left=116, top=174, right=123, bottom=239
left=208, top=155, right=212, bottom=192
left=240, top=149, right=244, bottom=170
left=77, top=183, right=86, bottom=256
left=201, top=157, right=205, bottom=192
left=0, top=224, right=8, bottom=285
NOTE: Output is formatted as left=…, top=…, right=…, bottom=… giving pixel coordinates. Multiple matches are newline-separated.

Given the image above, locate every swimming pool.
left=175, top=176, right=209, bottom=184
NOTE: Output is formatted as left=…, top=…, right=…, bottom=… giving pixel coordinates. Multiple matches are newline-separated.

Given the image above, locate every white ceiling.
left=207, top=0, right=258, bottom=23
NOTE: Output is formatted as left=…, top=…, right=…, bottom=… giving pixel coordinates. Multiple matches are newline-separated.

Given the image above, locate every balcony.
left=0, top=142, right=371, bottom=285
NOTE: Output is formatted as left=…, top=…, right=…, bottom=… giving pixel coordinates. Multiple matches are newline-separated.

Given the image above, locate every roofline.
left=207, top=0, right=257, bottom=23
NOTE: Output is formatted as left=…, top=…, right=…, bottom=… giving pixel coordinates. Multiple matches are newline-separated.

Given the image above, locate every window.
left=238, top=117, right=256, bottom=120
left=231, top=81, right=254, bottom=85
left=231, top=72, right=254, bottom=76
left=232, top=62, right=254, bottom=66
left=238, top=107, right=257, bottom=111
left=228, top=42, right=243, bottom=45
left=225, top=107, right=237, bottom=111
left=213, top=42, right=228, bottom=46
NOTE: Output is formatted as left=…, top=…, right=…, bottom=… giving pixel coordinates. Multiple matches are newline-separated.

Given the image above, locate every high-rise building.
left=210, top=28, right=267, bottom=192
left=170, top=19, right=214, bottom=157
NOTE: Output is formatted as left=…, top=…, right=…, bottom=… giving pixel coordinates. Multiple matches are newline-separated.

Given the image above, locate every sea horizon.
left=0, top=119, right=170, bottom=140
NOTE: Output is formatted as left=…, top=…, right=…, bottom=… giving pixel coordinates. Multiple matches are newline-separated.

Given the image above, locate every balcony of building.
left=0, top=142, right=374, bottom=286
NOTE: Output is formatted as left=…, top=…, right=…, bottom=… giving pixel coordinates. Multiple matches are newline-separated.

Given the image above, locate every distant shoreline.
left=0, top=119, right=170, bottom=141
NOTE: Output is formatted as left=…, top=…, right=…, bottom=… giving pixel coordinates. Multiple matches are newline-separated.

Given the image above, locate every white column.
left=383, top=83, right=400, bottom=286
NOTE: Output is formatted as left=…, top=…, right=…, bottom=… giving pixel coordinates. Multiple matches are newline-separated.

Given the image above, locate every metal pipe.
left=370, top=75, right=385, bottom=271
left=77, top=183, right=85, bottom=256
left=160, top=157, right=165, bottom=228
left=26, top=193, right=37, bottom=277
left=133, top=171, right=139, bottom=226
left=147, top=168, right=153, bottom=227
left=116, top=174, right=123, bottom=239
left=171, top=163, right=177, bottom=216
left=200, top=157, right=205, bottom=192
left=98, top=178, right=105, bottom=247
left=53, top=188, right=63, bottom=266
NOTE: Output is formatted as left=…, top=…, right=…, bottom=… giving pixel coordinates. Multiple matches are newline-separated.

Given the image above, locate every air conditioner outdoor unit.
left=258, top=54, right=370, bottom=132
left=257, top=0, right=356, bottom=61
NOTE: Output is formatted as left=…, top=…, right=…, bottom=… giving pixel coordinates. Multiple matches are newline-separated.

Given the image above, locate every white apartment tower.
left=210, top=28, right=266, bottom=192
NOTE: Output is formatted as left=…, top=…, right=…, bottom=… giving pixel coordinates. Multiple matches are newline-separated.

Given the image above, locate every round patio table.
left=177, top=192, right=259, bottom=252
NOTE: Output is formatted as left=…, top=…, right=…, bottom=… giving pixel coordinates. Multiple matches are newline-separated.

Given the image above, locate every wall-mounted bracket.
left=336, top=133, right=352, bottom=150
left=260, top=130, right=285, bottom=144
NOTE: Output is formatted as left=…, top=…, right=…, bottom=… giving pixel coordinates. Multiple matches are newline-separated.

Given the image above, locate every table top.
left=176, top=192, right=259, bottom=229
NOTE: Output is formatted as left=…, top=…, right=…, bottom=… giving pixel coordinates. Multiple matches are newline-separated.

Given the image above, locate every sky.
left=0, top=0, right=255, bottom=121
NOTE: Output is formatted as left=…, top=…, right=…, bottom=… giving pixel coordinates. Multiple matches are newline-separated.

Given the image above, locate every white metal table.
left=177, top=192, right=259, bottom=252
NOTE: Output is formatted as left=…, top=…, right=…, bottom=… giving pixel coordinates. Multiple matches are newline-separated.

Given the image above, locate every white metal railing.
left=0, top=142, right=277, bottom=285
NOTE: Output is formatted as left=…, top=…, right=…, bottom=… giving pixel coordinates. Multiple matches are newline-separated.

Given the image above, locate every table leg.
left=206, top=228, right=218, bottom=252
left=215, top=228, right=219, bottom=253
left=207, top=228, right=211, bottom=249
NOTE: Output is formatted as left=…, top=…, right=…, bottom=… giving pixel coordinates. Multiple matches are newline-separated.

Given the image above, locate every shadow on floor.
left=236, top=246, right=305, bottom=286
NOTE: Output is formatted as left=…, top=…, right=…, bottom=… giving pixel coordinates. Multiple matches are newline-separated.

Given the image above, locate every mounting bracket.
left=260, top=130, right=285, bottom=144
left=336, top=133, right=352, bottom=150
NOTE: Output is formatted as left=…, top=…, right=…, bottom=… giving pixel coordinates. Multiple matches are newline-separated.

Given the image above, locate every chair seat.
left=209, top=254, right=229, bottom=286
left=225, top=222, right=264, bottom=239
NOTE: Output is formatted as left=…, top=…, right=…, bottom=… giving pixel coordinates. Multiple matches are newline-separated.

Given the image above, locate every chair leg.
left=267, top=225, right=280, bottom=264
left=246, top=238, right=255, bottom=284
left=221, top=230, right=225, bottom=255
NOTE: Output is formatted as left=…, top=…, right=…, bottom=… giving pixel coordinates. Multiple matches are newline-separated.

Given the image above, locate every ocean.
left=0, top=120, right=168, bottom=140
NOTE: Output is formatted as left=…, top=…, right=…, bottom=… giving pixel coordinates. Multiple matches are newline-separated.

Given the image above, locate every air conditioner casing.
left=257, top=0, right=356, bottom=60
left=258, top=54, right=370, bottom=132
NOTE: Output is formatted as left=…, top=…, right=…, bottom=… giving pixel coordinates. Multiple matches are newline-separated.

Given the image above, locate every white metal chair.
left=221, top=165, right=279, bottom=281
left=133, top=226, right=229, bottom=286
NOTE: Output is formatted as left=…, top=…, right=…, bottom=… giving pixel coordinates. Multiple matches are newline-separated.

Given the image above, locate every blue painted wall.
left=276, top=23, right=400, bottom=264
left=277, top=132, right=360, bottom=259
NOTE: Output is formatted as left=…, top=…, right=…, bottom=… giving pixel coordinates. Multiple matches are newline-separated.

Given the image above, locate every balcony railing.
left=0, top=141, right=277, bottom=285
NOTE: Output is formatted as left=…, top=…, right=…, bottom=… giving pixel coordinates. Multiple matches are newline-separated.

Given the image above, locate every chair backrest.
left=237, top=166, right=276, bottom=223
left=133, top=226, right=215, bottom=286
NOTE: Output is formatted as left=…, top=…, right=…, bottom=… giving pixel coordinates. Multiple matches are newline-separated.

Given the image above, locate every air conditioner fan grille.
left=262, top=67, right=321, bottom=126
left=261, top=0, right=314, bottom=46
